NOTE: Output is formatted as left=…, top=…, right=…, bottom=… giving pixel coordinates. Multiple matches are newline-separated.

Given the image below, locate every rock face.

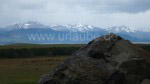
left=38, top=33, right=150, bottom=84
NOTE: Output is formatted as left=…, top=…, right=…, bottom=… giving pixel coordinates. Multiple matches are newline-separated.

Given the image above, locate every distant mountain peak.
left=5, top=21, right=48, bottom=29
left=1, top=22, right=150, bottom=44
left=49, top=23, right=96, bottom=32
left=107, top=25, right=136, bottom=33
left=71, top=23, right=94, bottom=32
left=75, top=23, right=84, bottom=27
left=4, top=21, right=150, bottom=33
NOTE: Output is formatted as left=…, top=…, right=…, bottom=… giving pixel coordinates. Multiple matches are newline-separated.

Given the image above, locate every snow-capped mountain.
left=67, top=23, right=95, bottom=32
left=6, top=21, right=48, bottom=29
left=4, top=21, right=144, bottom=33
left=106, top=25, right=137, bottom=33
left=5, top=21, right=101, bottom=32
left=4, top=21, right=150, bottom=33
left=50, top=23, right=101, bottom=32
left=1, top=21, right=150, bottom=44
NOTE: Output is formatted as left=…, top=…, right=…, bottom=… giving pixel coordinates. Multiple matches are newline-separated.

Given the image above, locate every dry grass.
left=0, top=56, right=68, bottom=84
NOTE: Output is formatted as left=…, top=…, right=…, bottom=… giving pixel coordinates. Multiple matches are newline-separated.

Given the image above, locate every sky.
left=0, top=0, right=150, bottom=28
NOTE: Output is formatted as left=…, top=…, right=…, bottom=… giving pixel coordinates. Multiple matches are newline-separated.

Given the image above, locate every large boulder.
left=39, top=33, right=150, bottom=84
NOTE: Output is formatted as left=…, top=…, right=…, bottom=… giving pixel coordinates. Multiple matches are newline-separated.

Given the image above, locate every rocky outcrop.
left=38, top=33, right=150, bottom=84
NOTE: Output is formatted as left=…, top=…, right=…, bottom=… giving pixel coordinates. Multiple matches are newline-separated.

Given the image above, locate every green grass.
left=0, top=43, right=150, bottom=52
left=0, top=44, right=85, bottom=49
left=4, top=80, right=37, bottom=84
left=0, top=44, right=85, bottom=58
left=0, top=44, right=150, bottom=58
left=0, top=56, right=67, bottom=84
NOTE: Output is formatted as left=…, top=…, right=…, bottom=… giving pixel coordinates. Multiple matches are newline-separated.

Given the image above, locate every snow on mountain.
left=6, top=21, right=48, bottom=29
left=1, top=21, right=150, bottom=44
left=71, top=23, right=95, bottom=32
left=4, top=21, right=150, bottom=33
left=50, top=23, right=98, bottom=32
left=4, top=21, right=99, bottom=32
left=106, top=25, right=137, bottom=33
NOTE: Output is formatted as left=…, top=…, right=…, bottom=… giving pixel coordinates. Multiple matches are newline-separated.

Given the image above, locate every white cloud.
left=0, top=0, right=150, bottom=29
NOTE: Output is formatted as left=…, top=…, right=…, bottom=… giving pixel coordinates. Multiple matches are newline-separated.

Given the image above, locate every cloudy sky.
left=0, top=0, right=150, bottom=28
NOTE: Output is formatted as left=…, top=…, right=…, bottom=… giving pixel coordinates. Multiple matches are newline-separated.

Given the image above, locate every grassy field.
left=0, top=44, right=150, bottom=51
left=0, top=56, right=67, bottom=84
left=0, top=44, right=150, bottom=58
left=0, top=44, right=85, bottom=49
left=0, top=44, right=85, bottom=58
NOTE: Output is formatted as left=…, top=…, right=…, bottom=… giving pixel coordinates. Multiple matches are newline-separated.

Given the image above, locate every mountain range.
left=0, top=21, right=150, bottom=44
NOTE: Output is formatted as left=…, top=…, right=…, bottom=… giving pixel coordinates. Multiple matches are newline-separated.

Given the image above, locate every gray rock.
left=38, top=33, right=150, bottom=84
